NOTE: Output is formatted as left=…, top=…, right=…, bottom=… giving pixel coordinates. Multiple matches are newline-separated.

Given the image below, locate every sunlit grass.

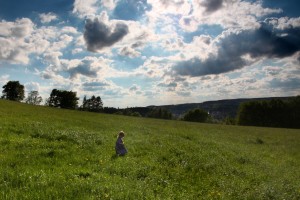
left=0, top=100, right=299, bottom=199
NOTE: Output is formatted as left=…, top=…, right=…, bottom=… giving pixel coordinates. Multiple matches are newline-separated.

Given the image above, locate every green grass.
left=0, top=99, right=299, bottom=199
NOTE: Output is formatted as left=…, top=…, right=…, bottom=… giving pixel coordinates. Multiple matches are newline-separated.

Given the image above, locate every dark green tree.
left=183, top=108, right=208, bottom=122
left=147, top=108, right=173, bottom=119
left=237, top=97, right=300, bottom=128
left=48, top=89, right=79, bottom=109
left=81, top=95, right=103, bottom=112
left=1, top=81, right=25, bottom=101
left=287, top=96, right=300, bottom=128
left=25, top=91, right=43, bottom=105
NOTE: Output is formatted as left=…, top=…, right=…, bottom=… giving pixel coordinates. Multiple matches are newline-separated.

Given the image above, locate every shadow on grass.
left=111, top=154, right=127, bottom=160
left=111, top=154, right=118, bottom=160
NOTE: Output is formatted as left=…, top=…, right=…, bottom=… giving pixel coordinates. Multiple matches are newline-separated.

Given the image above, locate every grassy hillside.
left=0, top=100, right=299, bottom=199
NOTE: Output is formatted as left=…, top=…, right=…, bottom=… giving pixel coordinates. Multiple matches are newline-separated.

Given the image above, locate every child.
left=115, top=131, right=127, bottom=156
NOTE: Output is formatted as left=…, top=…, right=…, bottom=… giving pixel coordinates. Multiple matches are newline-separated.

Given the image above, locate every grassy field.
left=0, top=99, right=299, bottom=199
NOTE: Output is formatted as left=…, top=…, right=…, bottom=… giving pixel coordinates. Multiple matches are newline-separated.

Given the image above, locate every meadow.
left=0, top=99, right=299, bottom=199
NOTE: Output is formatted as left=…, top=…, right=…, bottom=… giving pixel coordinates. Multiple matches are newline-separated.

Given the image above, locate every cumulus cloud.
left=39, top=13, right=58, bottom=23
left=0, top=17, right=80, bottom=65
left=172, top=22, right=300, bottom=77
left=148, top=0, right=191, bottom=15
left=180, top=0, right=282, bottom=31
left=0, top=18, right=34, bottom=64
left=0, top=74, right=10, bottom=86
left=129, top=84, right=139, bottom=91
left=119, top=46, right=141, bottom=58
left=72, top=48, right=83, bottom=54
left=158, top=81, right=177, bottom=91
left=266, top=17, right=300, bottom=30
left=84, top=17, right=129, bottom=52
left=25, top=82, right=40, bottom=92
left=263, top=66, right=282, bottom=76
left=73, top=0, right=99, bottom=18
left=64, top=59, right=99, bottom=79
left=101, top=0, right=117, bottom=10
left=200, top=0, right=223, bottom=13
left=43, top=51, right=63, bottom=66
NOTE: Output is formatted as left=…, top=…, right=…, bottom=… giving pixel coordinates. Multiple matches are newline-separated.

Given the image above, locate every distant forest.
left=1, top=80, right=299, bottom=128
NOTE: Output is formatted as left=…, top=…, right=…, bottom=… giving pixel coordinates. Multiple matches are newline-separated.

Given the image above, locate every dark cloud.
left=82, top=81, right=109, bottom=91
left=131, top=41, right=144, bottom=48
left=113, top=0, right=151, bottom=21
left=84, top=18, right=129, bottom=52
left=158, top=82, right=177, bottom=88
left=201, top=0, right=223, bottom=13
left=173, top=23, right=300, bottom=77
left=67, top=60, right=98, bottom=79
left=158, top=82, right=177, bottom=91
left=119, top=47, right=140, bottom=57
left=83, top=82, right=109, bottom=87
left=129, top=85, right=138, bottom=91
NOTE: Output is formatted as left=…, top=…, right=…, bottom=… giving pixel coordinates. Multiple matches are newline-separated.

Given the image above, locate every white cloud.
left=0, top=75, right=10, bottom=86
left=147, top=0, right=191, bottom=16
left=61, top=26, right=79, bottom=34
left=43, top=51, right=63, bottom=66
left=0, top=18, right=80, bottom=65
left=180, top=0, right=282, bottom=31
left=101, top=0, right=117, bottom=10
left=72, top=48, right=83, bottom=54
left=119, top=47, right=141, bottom=58
left=73, top=0, right=99, bottom=18
left=267, top=17, right=300, bottom=30
left=0, top=18, right=34, bottom=38
left=0, top=18, right=34, bottom=64
left=39, top=13, right=58, bottom=23
left=25, top=82, right=40, bottom=93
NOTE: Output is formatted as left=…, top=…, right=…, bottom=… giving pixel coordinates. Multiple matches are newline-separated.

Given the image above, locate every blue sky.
left=0, top=0, right=299, bottom=107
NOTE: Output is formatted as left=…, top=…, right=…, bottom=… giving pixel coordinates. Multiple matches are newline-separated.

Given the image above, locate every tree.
left=147, top=108, right=173, bottom=119
left=81, top=95, right=103, bottom=112
left=1, top=81, right=25, bottom=101
left=237, top=97, right=300, bottom=128
left=25, top=91, right=43, bottom=105
left=48, top=89, right=79, bottom=109
left=183, top=108, right=208, bottom=122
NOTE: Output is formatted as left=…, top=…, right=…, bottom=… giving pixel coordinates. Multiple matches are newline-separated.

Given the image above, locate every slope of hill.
left=150, top=96, right=292, bottom=120
left=0, top=100, right=299, bottom=199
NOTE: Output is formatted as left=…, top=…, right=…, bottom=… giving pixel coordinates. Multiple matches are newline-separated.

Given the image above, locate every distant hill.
left=148, top=96, right=293, bottom=120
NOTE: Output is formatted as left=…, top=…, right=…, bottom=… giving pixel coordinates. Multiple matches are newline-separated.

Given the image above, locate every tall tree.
left=81, top=95, right=103, bottom=112
left=48, top=89, right=79, bottom=109
left=25, top=91, right=43, bottom=105
left=147, top=108, right=173, bottom=119
left=1, top=81, right=25, bottom=101
left=183, top=108, right=208, bottom=122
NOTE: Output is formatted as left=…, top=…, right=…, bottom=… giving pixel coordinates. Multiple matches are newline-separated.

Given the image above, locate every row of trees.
left=4, top=81, right=298, bottom=128
left=1, top=81, right=82, bottom=109
left=237, top=97, right=300, bottom=128
left=1, top=80, right=208, bottom=122
left=1, top=81, right=43, bottom=105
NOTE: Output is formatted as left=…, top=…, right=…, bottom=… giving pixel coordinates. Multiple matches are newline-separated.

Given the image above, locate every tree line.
left=1, top=81, right=174, bottom=120
left=237, top=97, right=300, bottom=128
left=2, top=81, right=299, bottom=128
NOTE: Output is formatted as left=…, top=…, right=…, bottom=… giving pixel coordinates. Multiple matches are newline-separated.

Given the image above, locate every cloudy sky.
left=0, top=0, right=299, bottom=107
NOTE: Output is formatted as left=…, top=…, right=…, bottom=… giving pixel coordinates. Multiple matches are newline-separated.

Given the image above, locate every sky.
left=0, top=0, right=299, bottom=108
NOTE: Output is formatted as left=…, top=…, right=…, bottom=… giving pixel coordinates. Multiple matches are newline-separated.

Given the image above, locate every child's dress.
left=115, top=137, right=127, bottom=156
